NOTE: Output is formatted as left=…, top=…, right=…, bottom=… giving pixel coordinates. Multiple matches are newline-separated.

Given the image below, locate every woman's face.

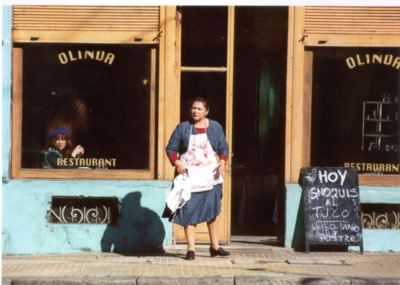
left=53, top=135, right=67, bottom=151
left=191, top=101, right=208, bottom=122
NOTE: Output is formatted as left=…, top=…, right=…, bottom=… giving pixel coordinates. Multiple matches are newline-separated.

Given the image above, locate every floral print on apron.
left=180, top=126, right=223, bottom=192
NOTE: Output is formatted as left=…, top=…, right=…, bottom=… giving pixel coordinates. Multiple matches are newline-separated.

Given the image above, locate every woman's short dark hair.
left=190, top=96, right=209, bottom=111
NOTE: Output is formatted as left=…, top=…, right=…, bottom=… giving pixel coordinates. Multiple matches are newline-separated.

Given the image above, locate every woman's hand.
left=174, top=160, right=188, bottom=175
left=214, top=159, right=226, bottom=178
left=72, top=145, right=85, bottom=158
left=217, top=160, right=226, bottom=176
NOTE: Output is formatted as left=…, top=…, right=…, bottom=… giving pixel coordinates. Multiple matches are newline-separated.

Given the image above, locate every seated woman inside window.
left=43, top=127, right=85, bottom=169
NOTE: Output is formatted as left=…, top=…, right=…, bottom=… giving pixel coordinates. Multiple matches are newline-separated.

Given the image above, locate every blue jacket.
left=42, top=148, right=62, bottom=168
left=42, top=148, right=76, bottom=169
left=166, top=120, right=229, bottom=163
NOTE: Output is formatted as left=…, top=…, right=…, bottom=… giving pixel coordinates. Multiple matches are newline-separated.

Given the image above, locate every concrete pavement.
left=3, top=236, right=400, bottom=284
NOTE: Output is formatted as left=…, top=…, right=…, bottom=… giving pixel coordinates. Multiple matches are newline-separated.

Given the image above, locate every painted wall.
left=285, top=183, right=400, bottom=252
left=2, top=6, right=173, bottom=255
left=2, top=180, right=172, bottom=255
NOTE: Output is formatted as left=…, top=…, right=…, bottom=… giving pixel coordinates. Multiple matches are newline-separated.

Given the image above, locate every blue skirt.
left=173, top=184, right=222, bottom=227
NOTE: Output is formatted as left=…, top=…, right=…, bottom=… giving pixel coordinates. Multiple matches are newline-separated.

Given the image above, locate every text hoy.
left=318, top=169, right=348, bottom=186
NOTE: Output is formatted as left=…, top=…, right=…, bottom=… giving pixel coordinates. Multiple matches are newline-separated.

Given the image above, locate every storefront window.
left=310, top=47, right=400, bottom=175
left=14, top=44, right=155, bottom=177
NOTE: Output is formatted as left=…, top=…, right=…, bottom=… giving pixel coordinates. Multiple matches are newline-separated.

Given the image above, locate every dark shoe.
left=184, top=250, right=195, bottom=260
left=209, top=247, right=231, bottom=257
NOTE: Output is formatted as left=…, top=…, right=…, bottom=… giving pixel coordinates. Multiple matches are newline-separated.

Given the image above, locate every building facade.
left=2, top=6, right=400, bottom=254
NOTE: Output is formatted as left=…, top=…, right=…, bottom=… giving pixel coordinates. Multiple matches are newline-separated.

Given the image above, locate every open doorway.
left=176, top=6, right=231, bottom=243
left=176, top=6, right=288, bottom=243
left=231, top=7, right=288, bottom=239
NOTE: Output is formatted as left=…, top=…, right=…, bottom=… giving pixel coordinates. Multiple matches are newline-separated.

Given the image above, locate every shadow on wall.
left=101, top=192, right=166, bottom=255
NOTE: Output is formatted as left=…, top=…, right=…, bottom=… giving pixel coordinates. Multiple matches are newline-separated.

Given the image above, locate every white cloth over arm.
left=165, top=173, right=192, bottom=214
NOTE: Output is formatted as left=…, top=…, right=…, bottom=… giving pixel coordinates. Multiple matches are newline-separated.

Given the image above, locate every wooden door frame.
left=172, top=6, right=235, bottom=244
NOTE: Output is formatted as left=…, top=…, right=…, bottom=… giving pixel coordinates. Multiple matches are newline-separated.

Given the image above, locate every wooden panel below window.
left=359, top=175, right=400, bottom=186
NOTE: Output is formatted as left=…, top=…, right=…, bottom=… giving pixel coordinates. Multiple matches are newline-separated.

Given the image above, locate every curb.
left=236, top=276, right=400, bottom=285
left=4, top=276, right=400, bottom=285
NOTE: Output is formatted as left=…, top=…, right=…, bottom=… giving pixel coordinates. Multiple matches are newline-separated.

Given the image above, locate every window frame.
left=304, top=48, right=400, bottom=187
left=11, top=47, right=157, bottom=179
left=286, top=6, right=400, bottom=187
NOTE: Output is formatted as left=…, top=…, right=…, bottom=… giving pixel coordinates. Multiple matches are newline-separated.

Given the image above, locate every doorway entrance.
left=231, top=7, right=288, bottom=237
left=175, top=6, right=288, bottom=244
left=174, top=6, right=232, bottom=243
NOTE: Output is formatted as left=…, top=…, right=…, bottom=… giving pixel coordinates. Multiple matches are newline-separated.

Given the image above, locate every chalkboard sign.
left=301, top=167, right=363, bottom=252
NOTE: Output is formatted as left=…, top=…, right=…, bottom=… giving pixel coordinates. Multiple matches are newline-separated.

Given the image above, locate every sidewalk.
left=3, top=236, right=400, bottom=285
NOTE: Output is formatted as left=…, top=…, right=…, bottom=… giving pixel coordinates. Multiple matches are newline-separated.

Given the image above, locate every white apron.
left=180, top=127, right=223, bottom=192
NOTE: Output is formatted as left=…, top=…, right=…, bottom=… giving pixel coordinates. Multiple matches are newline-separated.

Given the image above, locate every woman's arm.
left=166, top=125, right=181, bottom=164
left=45, top=151, right=62, bottom=168
left=166, top=123, right=188, bottom=174
left=45, top=150, right=75, bottom=169
left=214, top=121, right=229, bottom=160
left=208, top=120, right=229, bottom=176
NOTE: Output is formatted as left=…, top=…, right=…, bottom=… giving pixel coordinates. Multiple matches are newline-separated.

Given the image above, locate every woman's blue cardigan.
left=165, top=120, right=229, bottom=163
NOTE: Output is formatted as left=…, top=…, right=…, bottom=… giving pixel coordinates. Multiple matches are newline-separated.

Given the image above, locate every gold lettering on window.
left=343, top=162, right=400, bottom=174
left=345, top=53, right=400, bottom=70
left=57, top=50, right=116, bottom=65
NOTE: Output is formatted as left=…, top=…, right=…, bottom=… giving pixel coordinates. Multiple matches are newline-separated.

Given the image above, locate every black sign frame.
left=301, top=167, right=363, bottom=253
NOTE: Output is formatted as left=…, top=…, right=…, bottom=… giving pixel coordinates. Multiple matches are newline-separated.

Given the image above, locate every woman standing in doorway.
left=166, top=97, right=231, bottom=260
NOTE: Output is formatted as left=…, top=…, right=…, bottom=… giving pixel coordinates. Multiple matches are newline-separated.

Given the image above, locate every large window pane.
left=18, top=44, right=153, bottom=170
left=311, top=48, right=400, bottom=175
